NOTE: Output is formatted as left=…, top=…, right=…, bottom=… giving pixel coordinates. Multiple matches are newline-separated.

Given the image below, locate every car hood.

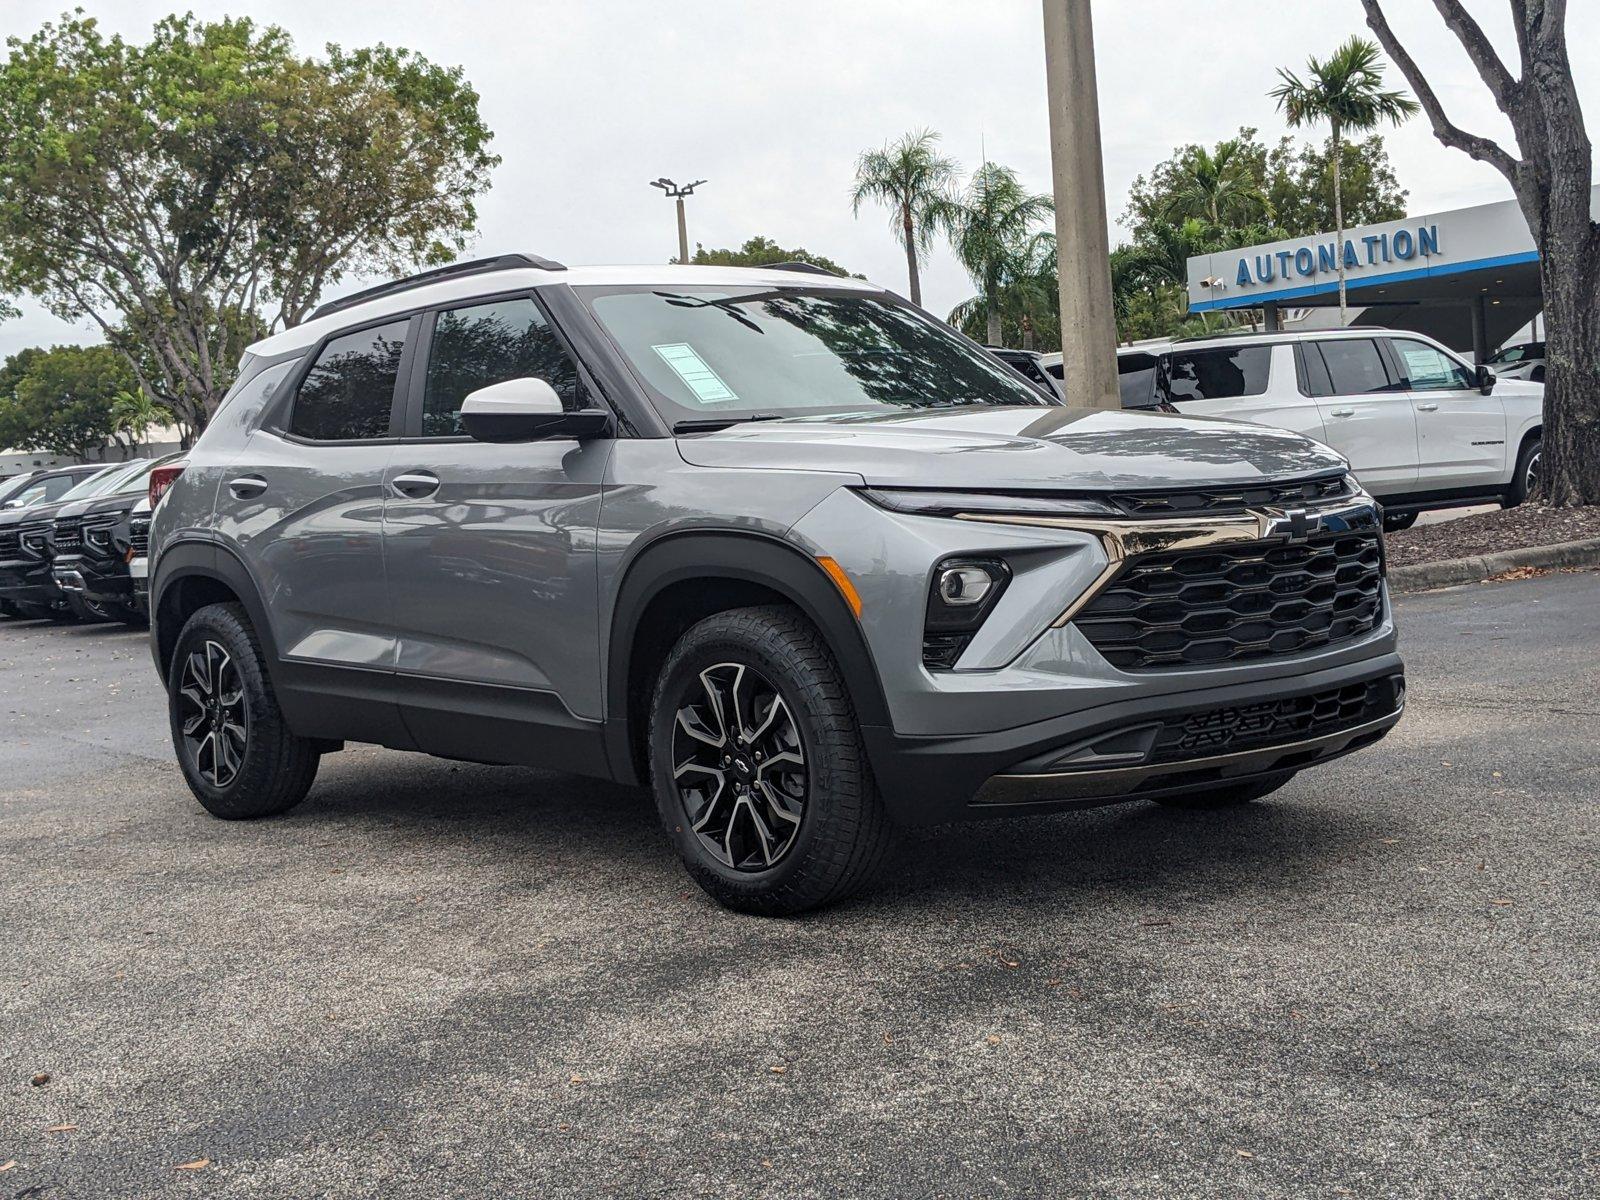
left=674, top=405, right=1347, bottom=489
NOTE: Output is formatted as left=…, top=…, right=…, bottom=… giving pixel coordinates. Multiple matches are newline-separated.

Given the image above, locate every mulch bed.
left=1385, top=502, right=1600, bottom=567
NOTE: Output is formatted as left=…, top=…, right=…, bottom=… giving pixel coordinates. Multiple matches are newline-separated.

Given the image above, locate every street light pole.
left=650, top=177, right=707, bottom=264
left=1041, top=0, right=1121, bottom=409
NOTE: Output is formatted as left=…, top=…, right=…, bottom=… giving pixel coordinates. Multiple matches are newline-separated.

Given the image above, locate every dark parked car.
left=0, top=462, right=142, bottom=620
left=986, top=347, right=1063, bottom=398
left=49, top=455, right=175, bottom=624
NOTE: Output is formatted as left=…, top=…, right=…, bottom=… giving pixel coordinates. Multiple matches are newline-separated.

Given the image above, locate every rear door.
left=1383, top=336, right=1507, bottom=492
left=216, top=318, right=409, bottom=678
left=381, top=292, right=612, bottom=752
left=1303, top=337, right=1419, bottom=497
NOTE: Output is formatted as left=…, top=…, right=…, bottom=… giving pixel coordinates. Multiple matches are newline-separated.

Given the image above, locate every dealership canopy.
left=1184, top=186, right=1600, bottom=357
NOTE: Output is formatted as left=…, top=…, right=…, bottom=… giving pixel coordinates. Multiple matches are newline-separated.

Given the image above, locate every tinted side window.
left=1163, top=346, right=1271, bottom=403
left=1388, top=339, right=1475, bottom=391
left=422, top=298, right=582, bottom=437
left=289, top=320, right=407, bottom=441
left=1314, top=340, right=1394, bottom=397
left=40, top=475, right=80, bottom=501
left=1117, top=354, right=1159, bottom=408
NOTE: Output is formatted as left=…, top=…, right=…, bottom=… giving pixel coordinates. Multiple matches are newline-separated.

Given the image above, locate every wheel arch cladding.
left=152, top=542, right=278, bottom=684
left=605, top=531, right=892, bottom=787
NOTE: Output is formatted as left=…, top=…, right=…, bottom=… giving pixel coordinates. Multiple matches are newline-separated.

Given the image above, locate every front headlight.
left=857, top=487, right=1119, bottom=521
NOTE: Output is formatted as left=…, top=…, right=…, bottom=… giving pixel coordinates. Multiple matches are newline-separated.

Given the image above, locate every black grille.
left=52, top=516, right=82, bottom=552
left=1150, top=678, right=1398, bottom=763
left=0, top=529, right=18, bottom=558
left=128, top=520, right=150, bottom=556
left=1076, top=531, right=1384, bottom=670
left=1108, top=474, right=1352, bottom=518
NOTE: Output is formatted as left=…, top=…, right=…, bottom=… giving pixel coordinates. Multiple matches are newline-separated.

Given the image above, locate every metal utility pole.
left=1041, top=0, right=1121, bottom=409
left=650, top=177, right=706, bottom=264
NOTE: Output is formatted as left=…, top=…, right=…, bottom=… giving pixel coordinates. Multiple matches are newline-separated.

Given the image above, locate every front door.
left=1384, top=336, right=1507, bottom=492
left=382, top=294, right=612, bottom=764
left=1304, top=337, right=1420, bottom=498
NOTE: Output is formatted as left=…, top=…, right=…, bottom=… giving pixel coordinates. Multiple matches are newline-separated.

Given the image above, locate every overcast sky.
left=4, top=0, right=1596, bottom=361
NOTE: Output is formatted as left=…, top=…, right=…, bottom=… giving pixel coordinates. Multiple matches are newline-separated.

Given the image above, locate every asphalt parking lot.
left=3, top=573, right=1597, bottom=1199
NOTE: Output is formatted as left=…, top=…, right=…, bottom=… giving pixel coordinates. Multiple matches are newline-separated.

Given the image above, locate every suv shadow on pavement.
left=234, top=748, right=1383, bottom=916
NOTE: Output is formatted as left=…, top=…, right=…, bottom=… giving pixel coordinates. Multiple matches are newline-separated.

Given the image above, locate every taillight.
left=149, top=461, right=187, bottom=508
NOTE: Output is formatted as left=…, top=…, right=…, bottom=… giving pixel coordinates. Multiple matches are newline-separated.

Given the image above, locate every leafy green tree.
left=1265, top=133, right=1407, bottom=236
left=685, top=236, right=860, bottom=278
left=950, top=232, right=1059, bottom=351
left=1161, top=138, right=1269, bottom=228
left=1271, top=36, right=1419, bottom=322
left=109, top=388, right=173, bottom=455
left=0, top=344, right=133, bottom=460
left=0, top=12, right=498, bottom=433
left=943, top=163, right=1054, bottom=347
left=850, top=129, right=961, bottom=307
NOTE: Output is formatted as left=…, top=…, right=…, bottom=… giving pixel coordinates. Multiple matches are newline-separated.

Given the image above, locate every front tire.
left=1382, top=510, right=1418, bottom=533
left=1153, top=771, right=1295, bottom=810
left=168, top=602, right=320, bottom=819
left=648, top=605, right=892, bottom=915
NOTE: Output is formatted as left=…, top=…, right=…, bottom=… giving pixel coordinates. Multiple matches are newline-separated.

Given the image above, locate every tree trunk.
left=1331, top=117, right=1347, bottom=326
left=1533, top=223, right=1600, bottom=506
left=902, top=204, right=921, bottom=308
left=986, top=303, right=1002, bottom=348
left=1021, top=314, right=1036, bottom=352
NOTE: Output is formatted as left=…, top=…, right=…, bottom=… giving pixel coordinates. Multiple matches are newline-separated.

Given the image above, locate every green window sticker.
left=652, top=343, right=737, bottom=404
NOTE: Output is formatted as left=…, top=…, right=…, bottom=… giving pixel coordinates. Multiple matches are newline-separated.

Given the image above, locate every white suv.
left=1121, top=330, right=1543, bottom=530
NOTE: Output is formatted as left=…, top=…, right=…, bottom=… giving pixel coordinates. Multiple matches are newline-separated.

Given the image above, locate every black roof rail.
left=308, top=253, right=567, bottom=322
left=762, top=261, right=839, bottom=277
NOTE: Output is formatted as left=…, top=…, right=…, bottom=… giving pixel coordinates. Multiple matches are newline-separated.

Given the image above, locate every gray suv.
left=150, top=255, right=1405, bottom=913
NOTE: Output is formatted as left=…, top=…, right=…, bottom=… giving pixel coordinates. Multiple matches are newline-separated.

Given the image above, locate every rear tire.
left=648, top=605, right=893, bottom=916
left=1507, top=435, right=1541, bottom=506
left=1153, top=771, right=1295, bottom=810
left=169, top=602, right=320, bottom=819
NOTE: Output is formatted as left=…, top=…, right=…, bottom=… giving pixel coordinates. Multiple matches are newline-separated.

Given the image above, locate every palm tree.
left=110, top=389, right=170, bottom=455
left=1162, top=138, right=1269, bottom=229
left=943, top=162, right=1054, bottom=347
left=850, top=129, right=960, bottom=308
left=1271, top=36, right=1418, bottom=324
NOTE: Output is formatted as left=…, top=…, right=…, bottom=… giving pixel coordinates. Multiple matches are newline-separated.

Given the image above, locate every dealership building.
left=1184, top=184, right=1600, bottom=360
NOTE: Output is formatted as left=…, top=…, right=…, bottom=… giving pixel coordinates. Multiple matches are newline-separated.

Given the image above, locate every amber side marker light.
left=815, top=555, right=863, bottom=619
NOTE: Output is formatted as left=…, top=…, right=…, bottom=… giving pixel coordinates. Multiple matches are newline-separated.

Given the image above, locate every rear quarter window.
left=1162, top=345, right=1272, bottom=403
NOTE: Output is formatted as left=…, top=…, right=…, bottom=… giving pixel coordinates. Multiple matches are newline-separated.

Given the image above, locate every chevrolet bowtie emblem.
left=1267, top=507, right=1319, bottom=542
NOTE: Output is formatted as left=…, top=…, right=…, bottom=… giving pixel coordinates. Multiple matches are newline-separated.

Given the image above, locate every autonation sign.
left=1235, top=224, right=1440, bottom=286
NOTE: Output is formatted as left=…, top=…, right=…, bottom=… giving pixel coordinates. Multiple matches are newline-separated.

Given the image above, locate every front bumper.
left=52, top=553, right=134, bottom=606
left=863, top=653, right=1404, bottom=824
left=0, top=558, right=62, bottom=607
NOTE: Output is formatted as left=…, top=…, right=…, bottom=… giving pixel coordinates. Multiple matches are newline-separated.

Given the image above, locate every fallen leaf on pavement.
left=1237, top=1150, right=1255, bottom=1159
left=985, top=1035, right=1001, bottom=1045
left=173, top=1159, right=209, bottom=1171
left=44, top=1124, right=77, bottom=1133
left=0, top=1161, right=15, bottom=1173
left=768, top=1065, right=787, bottom=1074
left=1491, top=898, right=1513, bottom=906
left=568, top=1075, right=587, bottom=1085
left=30, top=1073, right=50, bottom=1086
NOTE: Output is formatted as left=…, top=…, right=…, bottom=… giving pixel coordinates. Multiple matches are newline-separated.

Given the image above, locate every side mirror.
left=459, top=377, right=611, bottom=443
left=1476, top=364, right=1497, bottom=394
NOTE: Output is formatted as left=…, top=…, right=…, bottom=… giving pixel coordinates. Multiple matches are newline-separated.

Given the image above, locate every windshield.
left=1488, top=343, right=1540, bottom=365
left=580, top=286, right=1051, bottom=425
left=0, top=473, right=40, bottom=505
left=59, top=459, right=147, bottom=503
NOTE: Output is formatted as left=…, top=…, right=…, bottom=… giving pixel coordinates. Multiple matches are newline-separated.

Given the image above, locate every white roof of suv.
left=248, top=261, right=880, bottom=359
left=1127, top=328, right=1407, bottom=357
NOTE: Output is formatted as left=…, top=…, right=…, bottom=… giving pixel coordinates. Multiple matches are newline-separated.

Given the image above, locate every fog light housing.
left=922, top=557, right=1010, bottom=670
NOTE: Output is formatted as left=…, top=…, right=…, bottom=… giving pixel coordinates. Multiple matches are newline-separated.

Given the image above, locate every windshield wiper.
left=672, top=413, right=788, bottom=435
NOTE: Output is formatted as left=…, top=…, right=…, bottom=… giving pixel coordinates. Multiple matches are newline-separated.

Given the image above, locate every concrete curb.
left=1389, top=536, right=1600, bottom=593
